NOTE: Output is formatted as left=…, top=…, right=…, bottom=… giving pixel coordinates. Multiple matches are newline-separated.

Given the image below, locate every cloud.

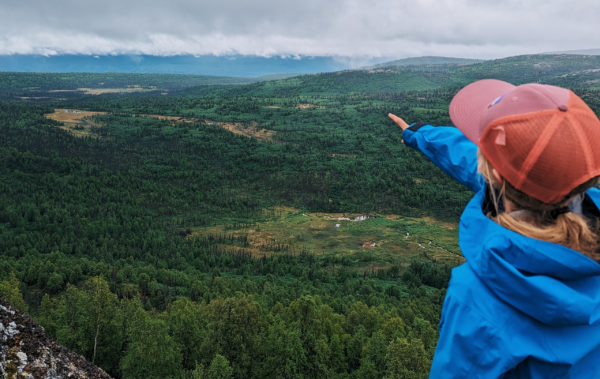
left=0, top=0, right=599, bottom=59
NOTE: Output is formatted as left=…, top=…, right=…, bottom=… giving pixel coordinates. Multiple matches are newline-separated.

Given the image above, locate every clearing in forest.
left=263, top=104, right=324, bottom=110
left=48, top=86, right=158, bottom=95
left=138, top=114, right=200, bottom=123
left=296, top=104, right=324, bottom=109
left=218, top=121, right=278, bottom=143
left=47, top=110, right=278, bottom=143
left=46, top=109, right=107, bottom=137
left=136, top=115, right=279, bottom=143
left=189, top=207, right=463, bottom=272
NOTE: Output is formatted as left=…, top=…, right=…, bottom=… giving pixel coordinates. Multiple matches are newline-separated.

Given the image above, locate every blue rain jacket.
left=402, top=124, right=600, bottom=378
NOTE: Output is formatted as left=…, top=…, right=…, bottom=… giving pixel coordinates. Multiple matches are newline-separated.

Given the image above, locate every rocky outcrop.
left=0, top=298, right=111, bottom=379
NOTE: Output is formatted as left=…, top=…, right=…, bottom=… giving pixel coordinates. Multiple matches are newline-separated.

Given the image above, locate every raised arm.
left=389, top=113, right=483, bottom=193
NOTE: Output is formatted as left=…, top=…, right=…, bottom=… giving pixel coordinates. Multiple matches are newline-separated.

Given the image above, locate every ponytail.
left=477, top=150, right=600, bottom=261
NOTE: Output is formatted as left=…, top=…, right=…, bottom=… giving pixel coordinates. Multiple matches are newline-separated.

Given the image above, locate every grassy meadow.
left=191, top=207, right=463, bottom=272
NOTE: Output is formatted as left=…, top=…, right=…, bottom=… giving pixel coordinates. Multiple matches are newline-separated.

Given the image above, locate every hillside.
left=7, top=54, right=600, bottom=101
left=0, top=298, right=111, bottom=378
left=0, top=85, right=463, bottom=379
left=449, top=54, right=600, bottom=88
left=178, top=54, right=600, bottom=97
left=543, top=48, right=600, bottom=55
left=0, top=71, right=301, bottom=93
left=0, top=74, right=462, bottom=379
left=363, top=56, right=483, bottom=69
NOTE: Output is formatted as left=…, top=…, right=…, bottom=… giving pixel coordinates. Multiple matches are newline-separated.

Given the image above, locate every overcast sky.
left=1, top=0, right=599, bottom=60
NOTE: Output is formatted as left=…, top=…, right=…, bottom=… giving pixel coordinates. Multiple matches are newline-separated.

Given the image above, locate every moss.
left=4, top=346, right=20, bottom=379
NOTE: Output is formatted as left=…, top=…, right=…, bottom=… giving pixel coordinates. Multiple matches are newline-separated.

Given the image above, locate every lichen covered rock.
left=0, top=298, right=111, bottom=379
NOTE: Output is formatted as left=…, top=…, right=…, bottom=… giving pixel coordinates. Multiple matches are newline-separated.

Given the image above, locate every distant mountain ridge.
left=0, top=71, right=303, bottom=92
left=362, top=56, right=483, bottom=70
left=4, top=54, right=600, bottom=101
left=543, top=48, right=600, bottom=55
left=184, top=54, right=600, bottom=97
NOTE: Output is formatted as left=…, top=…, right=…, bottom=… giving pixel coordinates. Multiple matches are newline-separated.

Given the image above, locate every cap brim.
left=450, top=79, right=515, bottom=145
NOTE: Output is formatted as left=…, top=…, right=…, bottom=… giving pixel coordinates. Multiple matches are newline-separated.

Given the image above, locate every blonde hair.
left=477, top=149, right=600, bottom=260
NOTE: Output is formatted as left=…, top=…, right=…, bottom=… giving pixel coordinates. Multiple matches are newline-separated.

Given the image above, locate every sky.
left=1, top=0, right=599, bottom=60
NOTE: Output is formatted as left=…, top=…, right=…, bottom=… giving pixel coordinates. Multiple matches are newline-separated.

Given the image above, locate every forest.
left=1, top=53, right=600, bottom=379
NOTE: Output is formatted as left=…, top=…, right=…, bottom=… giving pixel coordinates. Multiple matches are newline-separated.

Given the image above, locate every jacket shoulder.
left=432, top=266, right=517, bottom=378
left=447, top=264, right=518, bottom=330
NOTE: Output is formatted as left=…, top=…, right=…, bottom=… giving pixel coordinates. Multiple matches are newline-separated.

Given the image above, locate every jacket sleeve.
left=402, top=124, right=483, bottom=193
left=429, top=291, right=515, bottom=378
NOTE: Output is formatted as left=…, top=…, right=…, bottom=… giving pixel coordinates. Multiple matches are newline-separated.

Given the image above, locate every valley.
left=1, top=53, right=600, bottom=379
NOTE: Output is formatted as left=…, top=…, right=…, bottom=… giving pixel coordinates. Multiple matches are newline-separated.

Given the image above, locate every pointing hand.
left=388, top=113, right=410, bottom=143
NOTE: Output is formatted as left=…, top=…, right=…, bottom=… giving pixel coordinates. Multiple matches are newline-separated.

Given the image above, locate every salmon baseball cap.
left=450, top=79, right=600, bottom=204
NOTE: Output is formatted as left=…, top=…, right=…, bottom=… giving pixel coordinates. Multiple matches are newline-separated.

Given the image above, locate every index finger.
left=388, top=113, right=410, bottom=131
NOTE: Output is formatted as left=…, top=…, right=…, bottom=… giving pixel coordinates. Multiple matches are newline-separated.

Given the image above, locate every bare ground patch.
left=421, top=216, right=457, bottom=230
left=46, top=109, right=107, bottom=137
left=139, top=114, right=200, bottom=123
left=48, top=86, right=157, bottom=95
left=264, top=104, right=324, bottom=110
left=47, top=110, right=279, bottom=143
left=46, top=109, right=107, bottom=124
left=80, top=87, right=157, bottom=95
left=297, top=104, right=324, bottom=109
left=115, top=113, right=280, bottom=143
left=217, top=122, right=278, bottom=143
left=135, top=115, right=277, bottom=143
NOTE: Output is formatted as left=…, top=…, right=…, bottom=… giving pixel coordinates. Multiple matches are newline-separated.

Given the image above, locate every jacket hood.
left=460, top=189, right=600, bottom=326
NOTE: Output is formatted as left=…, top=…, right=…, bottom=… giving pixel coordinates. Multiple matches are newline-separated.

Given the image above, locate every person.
left=389, top=79, right=600, bottom=378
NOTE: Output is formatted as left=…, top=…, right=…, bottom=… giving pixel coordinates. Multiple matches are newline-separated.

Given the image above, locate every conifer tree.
left=121, top=307, right=182, bottom=379
left=0, top=272, right=28, bottom=312
left=205, top=355, right=233, bottom=379
left=385, top=338, right=431, bottom=379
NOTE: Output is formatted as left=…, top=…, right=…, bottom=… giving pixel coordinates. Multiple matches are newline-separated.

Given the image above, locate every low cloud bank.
left=1, top=0, right=599, bottom=59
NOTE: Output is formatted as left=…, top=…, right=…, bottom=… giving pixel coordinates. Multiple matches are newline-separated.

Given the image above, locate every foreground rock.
left=0, top=298, right=111, bottom=379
